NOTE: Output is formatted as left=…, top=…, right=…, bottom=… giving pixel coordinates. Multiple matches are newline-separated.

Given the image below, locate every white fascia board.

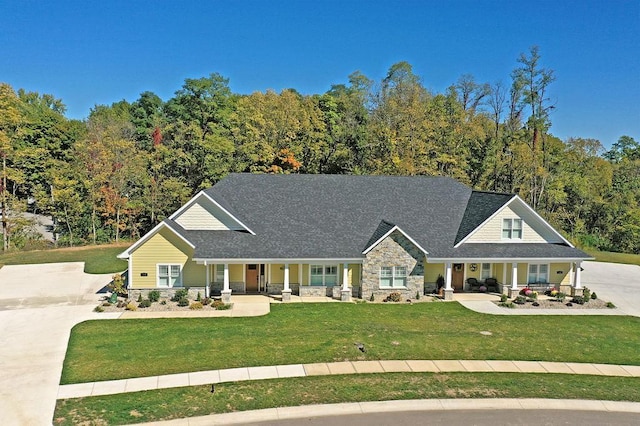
left=119, top=221, right=195, bottom=258
left=362, top=225, right=428, bottom=255
left=454, top=195, right=517, bottom=248
left=509, top=195, right=575, bottom=247
left=193, top=258, right=364, bottom=264
left=427, top=256, right=593, bottom=263
left=169, top=191, right=256, bottom=235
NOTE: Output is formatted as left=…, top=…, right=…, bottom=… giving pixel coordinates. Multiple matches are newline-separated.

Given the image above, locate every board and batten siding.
left=174, top=196, right=244, bottom=231
left=130, top=227, right=205, bottom=288
left=466, top=204, right=562, bottom=243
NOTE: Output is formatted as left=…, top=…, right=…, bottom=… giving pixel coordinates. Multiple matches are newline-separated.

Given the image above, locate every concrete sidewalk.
left=135, top=399, right=640, bottom=426
left=58, top=359, right=640, bottom=399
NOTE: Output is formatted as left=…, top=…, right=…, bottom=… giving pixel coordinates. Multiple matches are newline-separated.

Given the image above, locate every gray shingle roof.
left=162, top=173, right=588, bottom=261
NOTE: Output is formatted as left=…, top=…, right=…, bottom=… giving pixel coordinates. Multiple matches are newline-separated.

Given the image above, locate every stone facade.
left=362, top=230, right=425, bottom=301
left=266, top=283, right=300, bottom=295
left=299, top=285, right=330, bottom=297
left=210, top=282, right=246, bottom=295
left=129, top=287, right=205, bottom=300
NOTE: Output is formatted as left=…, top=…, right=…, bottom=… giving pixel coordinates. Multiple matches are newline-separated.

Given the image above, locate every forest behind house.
left=1, top=47, right=638, bottom=254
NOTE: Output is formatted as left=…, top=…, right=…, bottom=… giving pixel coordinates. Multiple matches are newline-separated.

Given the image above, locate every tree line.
left=1, top=47, right=638, bottom=253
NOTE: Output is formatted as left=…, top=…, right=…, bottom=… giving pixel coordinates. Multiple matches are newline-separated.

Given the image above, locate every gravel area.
left=496, top=297, right=613, bottom=310
left=96, top=296, right=232, bottom=313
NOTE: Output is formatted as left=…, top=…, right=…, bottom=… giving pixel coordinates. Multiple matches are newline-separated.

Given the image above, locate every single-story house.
left=118, top=173, right=591, bottom=302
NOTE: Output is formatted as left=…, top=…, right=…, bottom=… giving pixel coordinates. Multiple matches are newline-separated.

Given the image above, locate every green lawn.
left=584, top=248, right=640, bottom=266
left=61, top=303, right=640, bottom=384
left=0, top=243, right=128, bottom=274
left=54, top=373, right=640, bottom=425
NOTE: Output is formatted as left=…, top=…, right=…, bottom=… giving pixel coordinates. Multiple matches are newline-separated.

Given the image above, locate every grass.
left=583, top=248, right=640, bottom=266
left=0, top=243, right=128, bottom=274
left=54, top=372, right=640, bottom=425
left=61, top=303, right=640, bottom=384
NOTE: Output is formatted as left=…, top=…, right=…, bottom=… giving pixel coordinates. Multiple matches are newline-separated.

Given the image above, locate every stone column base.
left=571, top=287, right=584, bottom=297
left=281, top=289, right=292, bottom=302
left=221, top=289, right=232, bottom=304
left=508, top=288, right=520, bottom=298
left=341, top=289, right=352, bottom=302
left=443, top=289, right=454, bottom=301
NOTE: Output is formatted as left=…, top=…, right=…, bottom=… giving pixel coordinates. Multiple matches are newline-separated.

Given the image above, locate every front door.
left=452, top=263, right=464, bottom=291
left=246, top=264, right=259, bottom=292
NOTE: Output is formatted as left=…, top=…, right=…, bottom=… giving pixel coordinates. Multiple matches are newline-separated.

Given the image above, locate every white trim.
left=378, top=265, right=408, bottom=288
left=362, top=225, right=428, bottom=255
left=526, top=262, right=550, bottom=284
left=309, top=264, right=339, bottom=286
left=156, top=263, right=182, bottom=288
left=454, top=195, right=574, bottom=248
left=127, top=255, right=133, bottom=290
left=169, top=191, right=256, bottom=235
left=193, top=258, right=364, bottom=264
left=428, top=257, right=590, bottom=263
left=501, top=218, right=523, bottom=241
left=118, top=221, right=194, bottom=259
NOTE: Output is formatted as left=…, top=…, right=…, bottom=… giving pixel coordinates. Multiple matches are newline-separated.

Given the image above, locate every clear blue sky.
left=2, top=0, right=638, bottom=148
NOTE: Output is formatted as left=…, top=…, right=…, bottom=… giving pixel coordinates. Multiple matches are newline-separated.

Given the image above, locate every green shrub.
left=607, top=301, right=616, bottom=308
left=514, top=295, right=526, bottom=304
left=500, top=294, right=508, bottom=303
left=416, top=291, right=420, bottom=300
left=138, top=299, right=151, bottom=308
left=148, top=290, right=160, bottom=302
left=93, top=305, right=104, bottom=313
left=591, top=292, right=598, bottom=300
left=107, top=274, right=127, bottom=296
left=202, top=297, right=212, bottom=305
left=555, top=292, right=566, bottom=301
left=571, top=296, right=585, bottom=305
left=189, top=301, right=203, bottom=310
left=196, top=292, right=201, bottom=301
left=369, top=293, right=375, bottom=302
left=498, top=302, right=514, bottom=308
left=171, top=289, right=189, bottom=302
left=125, top=302, right=137, bottom=311
left=211, top=300, right=224, bottom=309
left=177, top=297, right=189, bottom=307
left=216, top=303, right=232, bottom=310
left=137, top=293, right=143, bottom=303
left=388, top=292, right=402, bottom=302
left=582, top=288, right=591, bottom=302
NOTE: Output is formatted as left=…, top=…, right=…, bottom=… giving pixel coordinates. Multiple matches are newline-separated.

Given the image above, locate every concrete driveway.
left=0, top=263, right=118, bottom=426
left=581, top=261, right=640, bottom=317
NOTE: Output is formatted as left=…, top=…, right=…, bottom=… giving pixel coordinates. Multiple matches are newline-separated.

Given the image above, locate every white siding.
left=174, top=197, right=244, bottom=231
left=466, top=203, right=563, bottom=243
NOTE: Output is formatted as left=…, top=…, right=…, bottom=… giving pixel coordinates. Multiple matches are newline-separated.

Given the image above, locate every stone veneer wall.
left=266, top=283, right=301, bottom=295
left=362, top=230, right=425, bottom=301
left=129, top=287, right=205, bottom=300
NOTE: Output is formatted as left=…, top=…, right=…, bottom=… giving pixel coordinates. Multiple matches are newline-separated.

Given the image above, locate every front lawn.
left=0, top=243, right=128, bottom=274
left=584, top=248, right=640, bottom=266
left=54, top=373, right=640, bottom=425
left=61, top=303, right=640, bottom=384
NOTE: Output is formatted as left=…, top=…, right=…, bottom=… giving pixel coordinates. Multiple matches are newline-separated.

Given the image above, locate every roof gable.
left=170, top=191, right=254, bottom=234
left=455, top=191, right=514, bottom=245
left=118, top=221, right=194, bottom=259
left=362, top=220, right=428, bottom=255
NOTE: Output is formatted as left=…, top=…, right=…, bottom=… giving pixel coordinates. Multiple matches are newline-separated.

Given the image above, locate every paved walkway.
left=58, top=359, right=640, bottom=400
left=135, top=399, right=640, bottom=426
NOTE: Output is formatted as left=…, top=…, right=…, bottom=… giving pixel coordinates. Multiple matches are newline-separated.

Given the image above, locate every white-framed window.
left=310, top=264, right=338, bottom=286
left=528, top=264, right=549, bottom=284
left=379, top=266, right=407, bottom=288
left=215, top=264, right=224, bottom=282
left=158, top=264, right=181, bottom=288
left=502, top=218, right=523, bottom=239
left=481, top=263, right=492, bottom=280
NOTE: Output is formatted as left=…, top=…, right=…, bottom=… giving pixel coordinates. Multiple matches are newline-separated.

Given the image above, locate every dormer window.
left=502, top=218, right=522, bottom=240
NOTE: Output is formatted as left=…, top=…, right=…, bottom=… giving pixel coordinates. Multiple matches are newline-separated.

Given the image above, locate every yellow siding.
left=229, top=264, right=243, bottom=282
left=302, top=264, right=309, bottom=285
left=517, top=263, right=528, bottom=284
left=289, top=264, right=300, bottom=284
left=465, top=264, right=481, bottom=280
left=425, top=263, right=444, bottom=283
left=174, top=196, right=244, bottom=231
left=348, top=264, right=361, bottom=287
left=271, top=264, right=284, bottom=283
left=466, top=205, right=546, bottom=243
left=494, top=263, right=504, bottom=284
left=130, top=227, right=205, bottom=288
left=550, top=263, right=571, bottom=285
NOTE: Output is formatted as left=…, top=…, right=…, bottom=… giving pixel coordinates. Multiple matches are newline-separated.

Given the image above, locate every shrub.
left=607, top=301, right=616, bottom=308
left=591, top=292, right=598, bottom=300
left=211, top=300, right=225, bottom=309
left=369, top=293, right=375, bottom=302
left=500, top=294, right=508, bottom=303
left=171, top=289, right=189, bottom=302
left=498, top=302, right=514, bottom=308
left=138, top=299, right=151, bottom=308
left=126, top=302, right=137, bottom=311
left=387, top=292, right=402, bottom=302
left=582, top=288, right=591, bottom=302
left=202, top=297, right=212, bottom=305
left=137, top=293, right=143, bottom=303
left=216, top=303, right=232, bottom=310
left=177, top=297, right=189, bottom=307
left=416, top=291, right=420, bottom=300
left=108, top=274, right=127, bottom=296
left=513, top=295, right=527, bottom=304
left=189, top=301, right=203, bottom=310
left=93, top=305, right=104, bottom=313
left=196, top=292, right=201, bottom=301
left=148, top=290, right=161, bottom=302
left=102, top=301, right=111, bottom=307
left=571, top=296, right=585, bottom=305
left=116, top=301, right=126, bottom=308
left=555, top=292, right=566, bottom=302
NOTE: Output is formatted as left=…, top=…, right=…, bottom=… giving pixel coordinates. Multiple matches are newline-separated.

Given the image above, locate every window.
left=502, top=218, right=523, bottom=239
left=158, top=264, right=181, bottom=287
left=215, top=264, right=224, bottom=282
left=310, top=264, right=338, bottom=286
left=528, top=264, right=549, bottom=284
left=379, top=266, right=407, bottom=288
left=481, top=263, right=492, bottom=280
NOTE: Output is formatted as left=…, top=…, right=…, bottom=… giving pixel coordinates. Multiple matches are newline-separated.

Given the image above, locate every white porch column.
left=511, top=262, right=518, bottom=290
left=282, top=263, right=292, bottom=302
left=342, top=263, right=349, bottom=291
left=574, top=261, right=582, bottom=289
left=204, top=261, right=210, bottom=298
left=502, top=262, right=507, bottom=288
left=221, top=263, right=231, bottom=303
left=444, top=262, right=452, bottom=290
left=284, top=264, right=290, bottom=291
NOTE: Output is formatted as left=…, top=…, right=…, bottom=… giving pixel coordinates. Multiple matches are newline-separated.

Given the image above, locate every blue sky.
left=1, top=0, right=638, bottom=148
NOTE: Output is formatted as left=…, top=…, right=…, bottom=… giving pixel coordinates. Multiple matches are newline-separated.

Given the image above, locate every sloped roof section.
left=363, top=220, right=396, bottom=253
left=454, top=190, right=514, bottom=245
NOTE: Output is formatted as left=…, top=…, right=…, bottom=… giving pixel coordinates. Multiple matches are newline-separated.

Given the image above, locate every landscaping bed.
left=495, top=286, right=615, bottom=310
